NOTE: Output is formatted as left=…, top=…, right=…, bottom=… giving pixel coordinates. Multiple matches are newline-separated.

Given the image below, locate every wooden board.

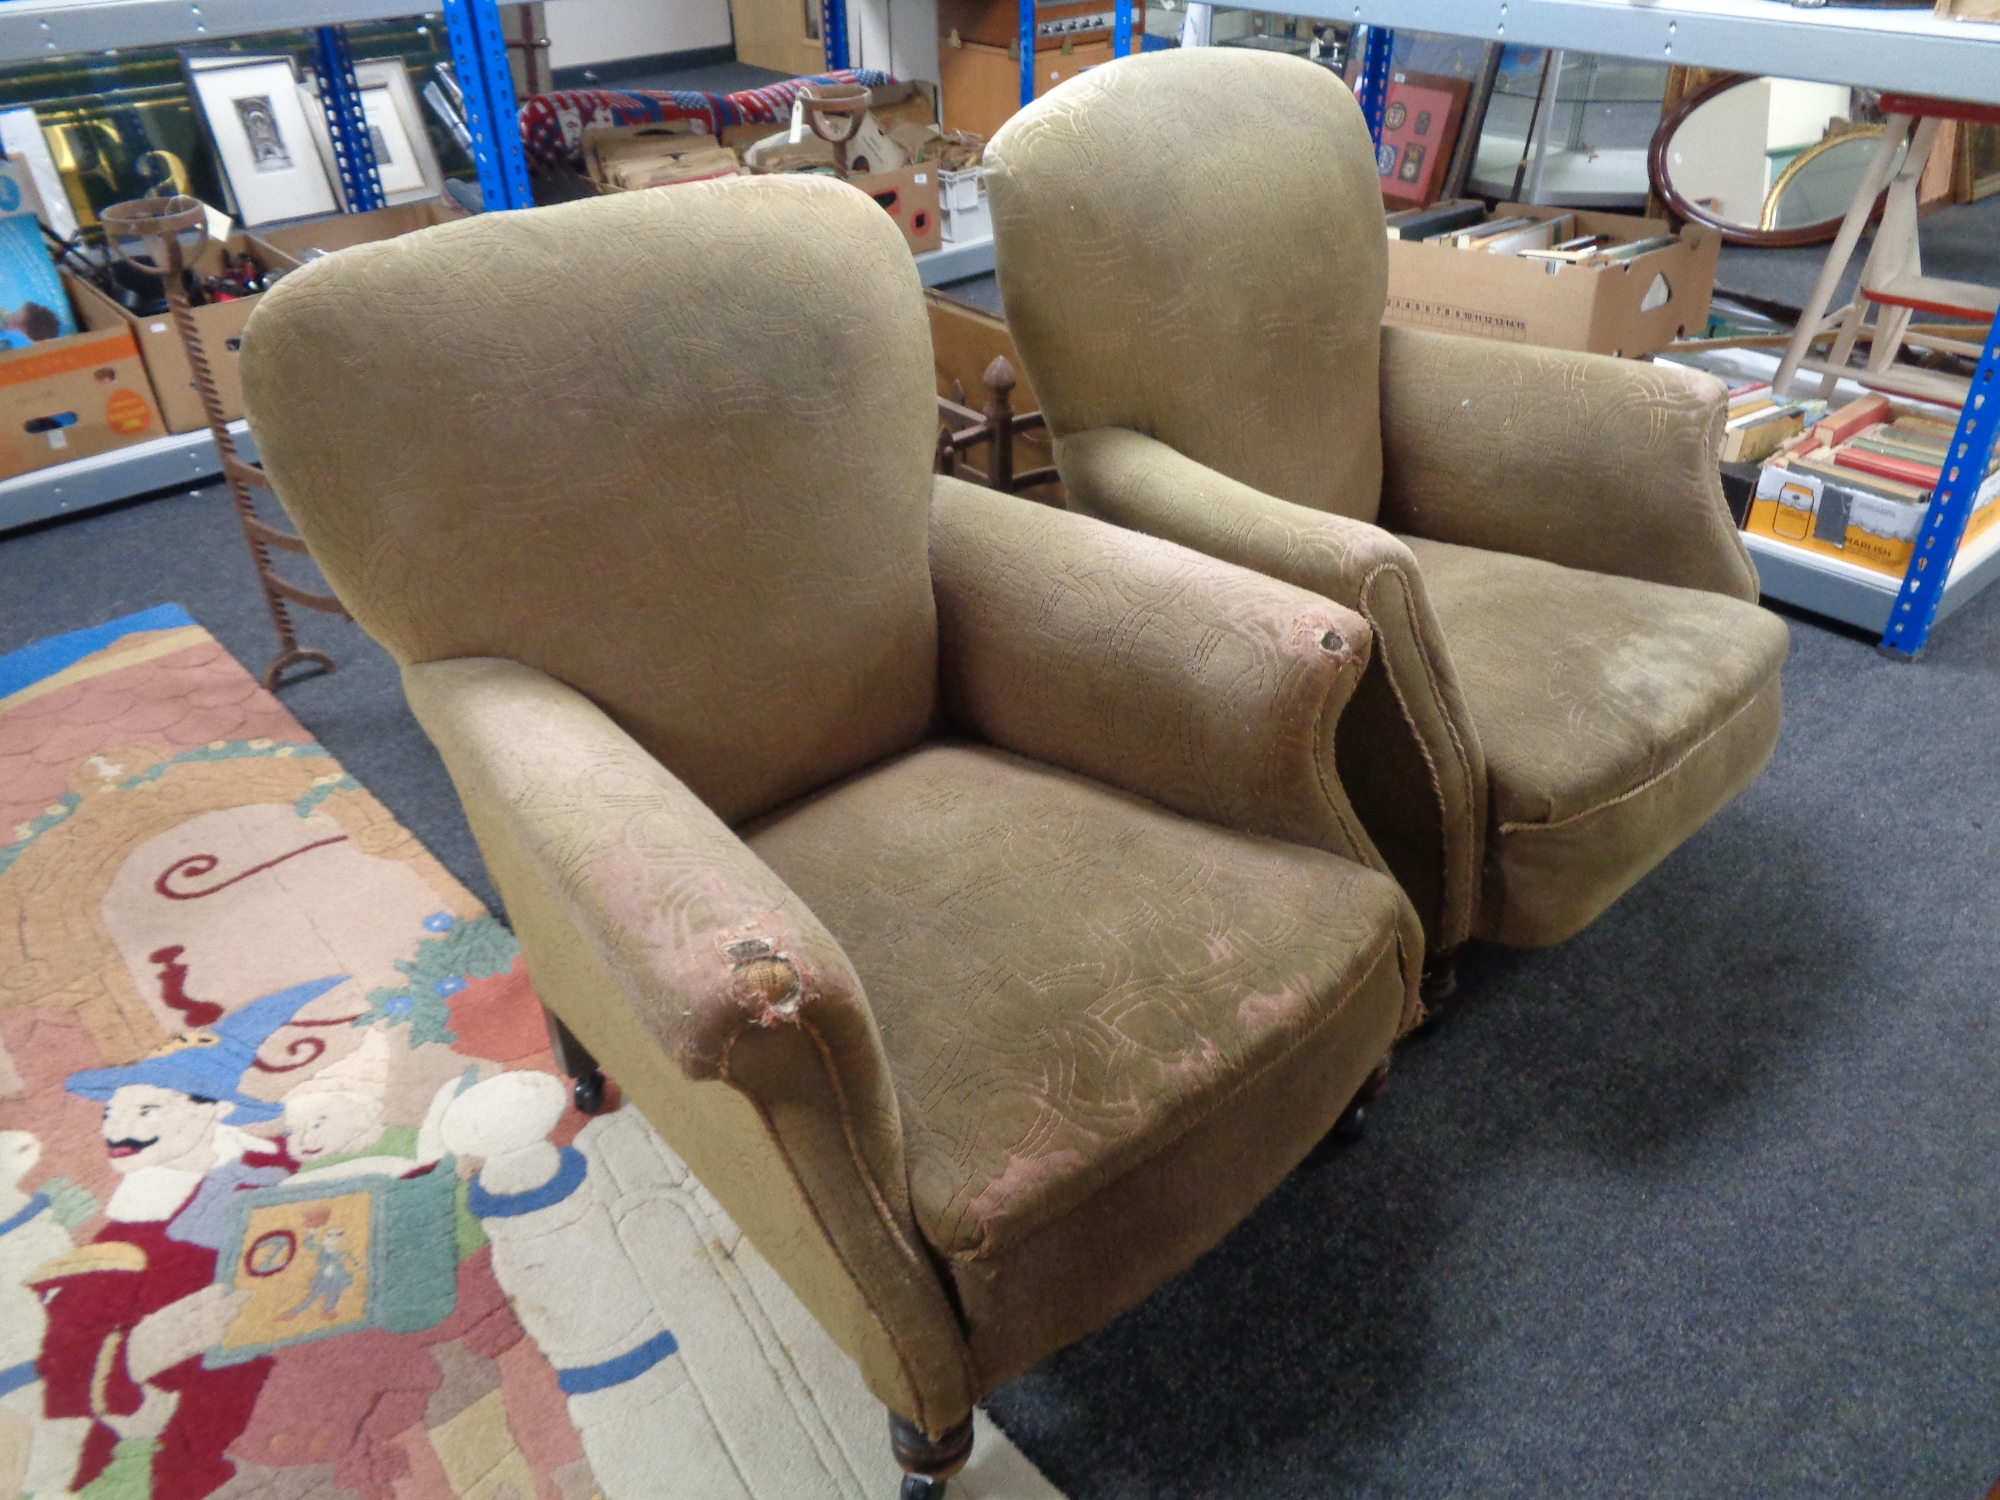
left=940, top=35, right=1113, bottom=139
left=731, top=0, right=826, bottom=77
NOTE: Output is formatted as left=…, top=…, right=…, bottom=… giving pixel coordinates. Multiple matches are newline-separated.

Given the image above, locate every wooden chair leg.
left=1774, top=116, right=1912, bottom=398
left=889, top=1412, right=974, bottom=1499
left=543, top=1004, right=608, bottom=1114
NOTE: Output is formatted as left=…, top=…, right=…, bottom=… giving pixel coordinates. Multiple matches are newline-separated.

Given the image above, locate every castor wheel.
left=1330, top=1099, right=1367, bottom=1144
left=1411, top=953, right=1459, bottom=1036
left=572, top=1069, right=608, bottom=1115
left=890, top=1411, right=971, bottom=1500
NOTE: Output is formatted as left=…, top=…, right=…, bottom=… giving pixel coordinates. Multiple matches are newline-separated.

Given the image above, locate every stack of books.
left=1384, top=201, right=1679, bottom=265
left=1748, top=394, right=2000, bottom=577
left=1720, top=380, right=1813, bottom=465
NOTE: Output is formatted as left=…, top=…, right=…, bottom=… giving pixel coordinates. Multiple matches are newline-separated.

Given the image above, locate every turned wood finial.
left=981, top=358, right=1016, bottom=493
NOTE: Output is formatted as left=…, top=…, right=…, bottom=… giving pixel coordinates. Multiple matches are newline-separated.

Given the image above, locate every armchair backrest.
left=986, top=48, right=1390, bottom=524
left=243, top=177, right=940, bottom=825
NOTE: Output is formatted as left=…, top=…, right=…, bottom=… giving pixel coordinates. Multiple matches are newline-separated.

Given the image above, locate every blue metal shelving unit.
left=0, top=0, right=537, bottom=536
left=443, top=0, right=536, bottom=210
left=822, top=0, right=851, bottom=70
left=1879, top=318, right=2000, bottom=657
left=1018, top=0, right=1139, bottom=110
left=1353, top=23, right=1394, bottom=143
left=311, top=25, right=387, bottom=212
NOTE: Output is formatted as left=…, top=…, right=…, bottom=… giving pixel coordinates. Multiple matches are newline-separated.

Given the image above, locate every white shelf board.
left=0, top=421, right=257, bottom=534
left=1298, top=0, right=2000, bottom=105
left=1742, top=520, right=2000, bottom=636
left=0, top=0, right=437, bottom=65
left=916, top=232, right=996, bottom=287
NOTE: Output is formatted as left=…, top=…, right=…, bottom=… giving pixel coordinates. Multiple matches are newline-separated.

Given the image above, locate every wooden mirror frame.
left=1648, top=71, right=1890, bottom=248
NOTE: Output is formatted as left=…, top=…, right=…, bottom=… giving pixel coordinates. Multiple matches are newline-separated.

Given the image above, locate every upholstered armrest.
left=930, top=472, right=1380, bottom=873
left=402, top=657, right=976, bottom=1433
left=1048, top=429, right=1484, bottom=953
left=1376, top=326, right=1759, bottom=602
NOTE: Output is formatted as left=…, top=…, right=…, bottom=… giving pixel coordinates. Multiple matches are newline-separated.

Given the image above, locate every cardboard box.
left=1746, top=402, right=2000, bottom=577
left=941, top=36, right=1113, bottom=139
left=852, top=164, right=941, bottom=254
left=1384, top=203, right=1721, bottom=358
left=109, top=202, right=469, bottom=434
left=0, top=272, right=165, bottom=480
left=250, top=199, right=469, bottom=272
left=103, top=235, right=271, bottom=435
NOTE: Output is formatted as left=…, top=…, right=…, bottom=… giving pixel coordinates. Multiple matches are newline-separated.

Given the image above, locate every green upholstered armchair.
left=240, top=177, right=1421, bottom=1497
left=984, top=48, right=1791, bottom=980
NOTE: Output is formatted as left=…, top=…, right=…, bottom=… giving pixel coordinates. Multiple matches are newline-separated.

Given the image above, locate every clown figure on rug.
left=280, top=1026, right=468, bottom=1185
left=23, top=979, right=343, bottom=1500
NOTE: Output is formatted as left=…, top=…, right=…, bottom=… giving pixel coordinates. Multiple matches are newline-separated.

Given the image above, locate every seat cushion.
left=1404, top=537, right=1788, bottom=947
left=746, top=741, right=1408, bottom=1388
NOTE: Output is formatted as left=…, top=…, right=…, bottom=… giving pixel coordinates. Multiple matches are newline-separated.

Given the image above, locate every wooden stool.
left=1774, top=95, right=2000, bottom=407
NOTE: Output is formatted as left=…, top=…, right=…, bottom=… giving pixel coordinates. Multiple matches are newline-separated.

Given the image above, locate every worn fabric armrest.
left=1376, top=325, right=1760, bottom=602
left=402, top=657, right=976, bottom=1434
left=931, top=474, right=1384, bottom=870
left=1048, top=430, right=1485, bottom=955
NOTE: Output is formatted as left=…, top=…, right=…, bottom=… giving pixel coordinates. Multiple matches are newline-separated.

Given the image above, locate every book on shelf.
left=1722, top=407, right=1806, bottom=465
left=1384, top=200, right=1487, bottom=241
left=1786, top=451, right=1929, bottom=503
left=1450, top=216, right=1537, bottom=248
left=1725, top=401, right=1801, bottom=433
left=1477, top=216, right=1572, bottom=256
left=1830, top=445, right=1942, bottom=489
left=1810, top=394, right=1891, bottom=446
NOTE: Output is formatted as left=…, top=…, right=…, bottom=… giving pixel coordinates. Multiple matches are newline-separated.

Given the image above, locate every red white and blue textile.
left=518, top=70, right=895, bottom=172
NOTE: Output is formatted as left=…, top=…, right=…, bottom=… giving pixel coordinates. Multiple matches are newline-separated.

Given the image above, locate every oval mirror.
left=1648, top=73, right=1908, bottom=247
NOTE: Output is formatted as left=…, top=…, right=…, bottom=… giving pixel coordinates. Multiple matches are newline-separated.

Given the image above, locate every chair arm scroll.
left=402, top=656, right=977, bottom=1434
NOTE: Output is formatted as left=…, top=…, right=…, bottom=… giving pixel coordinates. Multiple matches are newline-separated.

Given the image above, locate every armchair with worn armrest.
left=984, top=46, right=1791, bottom=967
left=241, top=176, right=1420, bottom=1497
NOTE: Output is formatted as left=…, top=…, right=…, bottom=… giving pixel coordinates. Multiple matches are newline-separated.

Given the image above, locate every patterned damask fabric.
left=747, top=742, right=1408, bottom=1261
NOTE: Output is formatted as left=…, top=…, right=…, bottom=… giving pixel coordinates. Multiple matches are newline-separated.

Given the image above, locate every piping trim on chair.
left=721, top=1004, right=981, bottom=1434
left=1494, top=679, right=1773, bottom=836
left=1359, top=560, right=1480, bottom=950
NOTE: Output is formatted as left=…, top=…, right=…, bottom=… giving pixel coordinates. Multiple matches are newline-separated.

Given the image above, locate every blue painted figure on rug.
left=28, top=980, right=341, bottom=1500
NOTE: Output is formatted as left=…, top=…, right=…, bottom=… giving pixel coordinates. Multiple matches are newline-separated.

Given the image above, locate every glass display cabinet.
left=1467, top=47, right=1670, bottom=209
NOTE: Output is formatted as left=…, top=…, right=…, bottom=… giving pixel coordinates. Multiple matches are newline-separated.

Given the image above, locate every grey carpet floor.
left=1714, top=192, right=2000, bottom=318
left=4, top=482, right=1997, bottom=1498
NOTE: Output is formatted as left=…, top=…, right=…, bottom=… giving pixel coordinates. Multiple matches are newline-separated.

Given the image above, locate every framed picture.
left=1377, top=70, right=1472, bottom=208
left=302, top=59, right=445, bottom=208
left=184, top=54, right=341, bottom=225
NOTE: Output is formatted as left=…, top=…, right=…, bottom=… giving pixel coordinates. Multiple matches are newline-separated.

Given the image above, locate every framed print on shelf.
left=303, top=59, right=445, bottom=207
left=185, top=54, right=341, bottom=225
left=1376, top=70, right=1472, bottom=209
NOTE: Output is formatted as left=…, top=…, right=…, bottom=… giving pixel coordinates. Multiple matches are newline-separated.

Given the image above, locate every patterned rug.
left=0, top=606, right=1061, bottom=1500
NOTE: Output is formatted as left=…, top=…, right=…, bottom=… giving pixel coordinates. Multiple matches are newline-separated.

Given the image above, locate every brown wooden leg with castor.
left=1412, top=948, right=1459, bottom=1034
left=542, top=1004, right=608, bottom=1115
left=1329, top=1056, right=1392, bottom=1146
left=889, top=1412, right=973, bottom=1499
